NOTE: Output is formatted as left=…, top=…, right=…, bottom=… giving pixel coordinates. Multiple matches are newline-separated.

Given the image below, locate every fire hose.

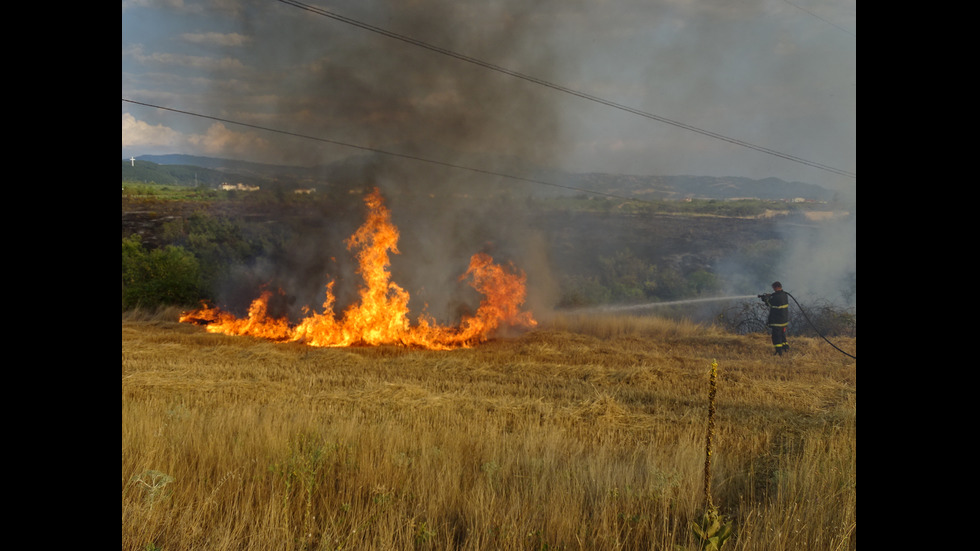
left=784, top=292, right=856, bottom=360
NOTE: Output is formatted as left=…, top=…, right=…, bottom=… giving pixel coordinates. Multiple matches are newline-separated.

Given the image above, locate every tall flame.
left=180, top=188, right=536, bottom=349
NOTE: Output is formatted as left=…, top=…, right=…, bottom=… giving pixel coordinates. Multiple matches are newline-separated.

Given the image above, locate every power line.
left=274, top=0, right=855, bottom=179
left=122, top=98, right=639, bottom=201
left=781, top=0, right=856, bottom=38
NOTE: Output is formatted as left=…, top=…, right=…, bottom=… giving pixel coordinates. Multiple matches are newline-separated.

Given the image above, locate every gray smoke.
left=773, top=207, right=856, bottom=308
left=195, top=0, right=853, bottom=322
left=233, top=0, right=576, bottom=170
left=713, top=199, right=856, bottom=310
left=204, top=0, right=575, bottom=323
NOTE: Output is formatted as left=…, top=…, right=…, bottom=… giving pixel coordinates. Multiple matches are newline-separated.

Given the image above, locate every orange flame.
left=179, top=188, right=536, bottom=349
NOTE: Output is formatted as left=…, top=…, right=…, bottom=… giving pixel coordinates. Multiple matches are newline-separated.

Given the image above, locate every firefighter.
left=761, top=281, right=790, bottom=355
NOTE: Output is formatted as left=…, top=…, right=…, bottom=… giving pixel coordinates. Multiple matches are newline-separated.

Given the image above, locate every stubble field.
left=122, top=309, right=855, bottom=550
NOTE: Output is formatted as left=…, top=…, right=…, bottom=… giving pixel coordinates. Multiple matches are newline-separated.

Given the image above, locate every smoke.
left=217, top=1, right=582, bottom=323
left=181, top=0, right=853, bottom=322
left=774, top=210, right=856, bottom=308
left=713, top=205, right=856, bottom=310
left=166, top=1, right=572, bottom=322
left=227, top=0, right=577, bottom=169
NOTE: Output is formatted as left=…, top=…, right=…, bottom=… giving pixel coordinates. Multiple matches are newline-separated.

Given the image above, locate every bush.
left=122, top=234, right=202, bottom=310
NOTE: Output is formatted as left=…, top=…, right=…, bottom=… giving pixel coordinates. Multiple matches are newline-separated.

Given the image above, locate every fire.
left=179, top=188, right=537, bottom=349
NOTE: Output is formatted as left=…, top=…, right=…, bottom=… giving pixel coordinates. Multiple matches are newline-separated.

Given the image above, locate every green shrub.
left=688, top=269, right=722, bottom=296
left=122, top=234, right=202, bottom=310
left=161, top=211, right=290, bottom=298
left=557, top=274, right=611, bottom=307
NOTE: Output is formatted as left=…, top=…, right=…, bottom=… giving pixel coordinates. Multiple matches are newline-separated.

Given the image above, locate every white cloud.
left=123, top=114, right=270, bottom=161
left=122, top=113, right=182, bottom=149
left=181, top=31, right=250, bottom=47
left=124, top=43, right=245, bottom=72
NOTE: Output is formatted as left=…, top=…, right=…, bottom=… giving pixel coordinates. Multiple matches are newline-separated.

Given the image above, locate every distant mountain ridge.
left=132, top=154, right=308, bottom=177
left=124, top=154, right=835, bottom=201
left=564, top=172, right=834, bottom=201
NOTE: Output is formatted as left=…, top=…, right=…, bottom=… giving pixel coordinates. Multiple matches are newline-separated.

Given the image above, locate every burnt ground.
left=121, top=196, right=358, bottom=250
left=530, top=209, right=784, bottom=278
left=123, top=195, right=786, bottom=282
left=122, top=202, right=190, bottom=249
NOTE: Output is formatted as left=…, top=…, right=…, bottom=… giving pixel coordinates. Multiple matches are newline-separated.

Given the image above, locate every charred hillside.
left=123, top=155, right=853, bottom=315
left=122, top=189, right=799, bottom=315
left=532, top=208, right=780, bottom=279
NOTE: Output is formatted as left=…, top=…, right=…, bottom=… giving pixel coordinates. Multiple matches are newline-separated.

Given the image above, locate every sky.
left=122, top=0, right=856, bottom=200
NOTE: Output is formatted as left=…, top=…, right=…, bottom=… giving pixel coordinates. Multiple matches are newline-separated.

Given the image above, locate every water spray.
left=566, top=293, right=856, bottom=361
left=574, top=295, right=758, bottom=313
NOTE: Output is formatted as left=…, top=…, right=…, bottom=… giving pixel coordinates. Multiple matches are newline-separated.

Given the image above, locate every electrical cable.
left=274, top=0, right=856, bottom=180
left=780, top=0, right=855, bottom=38
left=785, top=292, right=856, bottom=360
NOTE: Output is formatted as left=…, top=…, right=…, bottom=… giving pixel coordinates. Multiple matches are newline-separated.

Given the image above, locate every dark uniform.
left=763, top=285, right=790, bottom=355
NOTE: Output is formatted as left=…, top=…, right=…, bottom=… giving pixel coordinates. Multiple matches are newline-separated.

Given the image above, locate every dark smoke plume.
left=209, top=0, right=574, bottom=323
left=195, top=0, right=854, bottom=323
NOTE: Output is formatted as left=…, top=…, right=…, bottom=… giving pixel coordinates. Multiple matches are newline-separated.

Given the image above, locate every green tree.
left=163, top=211, right=279, bottom=297
left=598, top=248, right=656, bottom=302
left=688, top=269, right=722, bottom=296
left=651, top=265, right=688, bottom=300
left=558, top=274, right=611, bottom=307
left=122, top=234, right=201, bottom=309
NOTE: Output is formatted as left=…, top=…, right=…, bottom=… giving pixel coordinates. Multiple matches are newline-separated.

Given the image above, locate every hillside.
left=124, top=154, right=836, bottom=201
left=122, top=154, right=855, bottom=329
left=122, top=158, right=269, bottom=188
left=121, top=186, right=793, bottom=315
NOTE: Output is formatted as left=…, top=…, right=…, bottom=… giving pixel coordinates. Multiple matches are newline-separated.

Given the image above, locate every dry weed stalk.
left=691, top=359, right=733, bottom=550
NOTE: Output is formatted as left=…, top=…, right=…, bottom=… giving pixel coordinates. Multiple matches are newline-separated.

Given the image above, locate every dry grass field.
left=122, top=308, right=855, bottom=550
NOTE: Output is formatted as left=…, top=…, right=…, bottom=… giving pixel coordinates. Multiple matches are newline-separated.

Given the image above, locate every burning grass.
left=179, top=188, right=536, bottom=350
left=123, top=310, right=855, bottom=550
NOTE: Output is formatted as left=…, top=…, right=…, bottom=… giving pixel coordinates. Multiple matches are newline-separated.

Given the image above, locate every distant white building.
left=221, top=183, right=260, bottom=192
